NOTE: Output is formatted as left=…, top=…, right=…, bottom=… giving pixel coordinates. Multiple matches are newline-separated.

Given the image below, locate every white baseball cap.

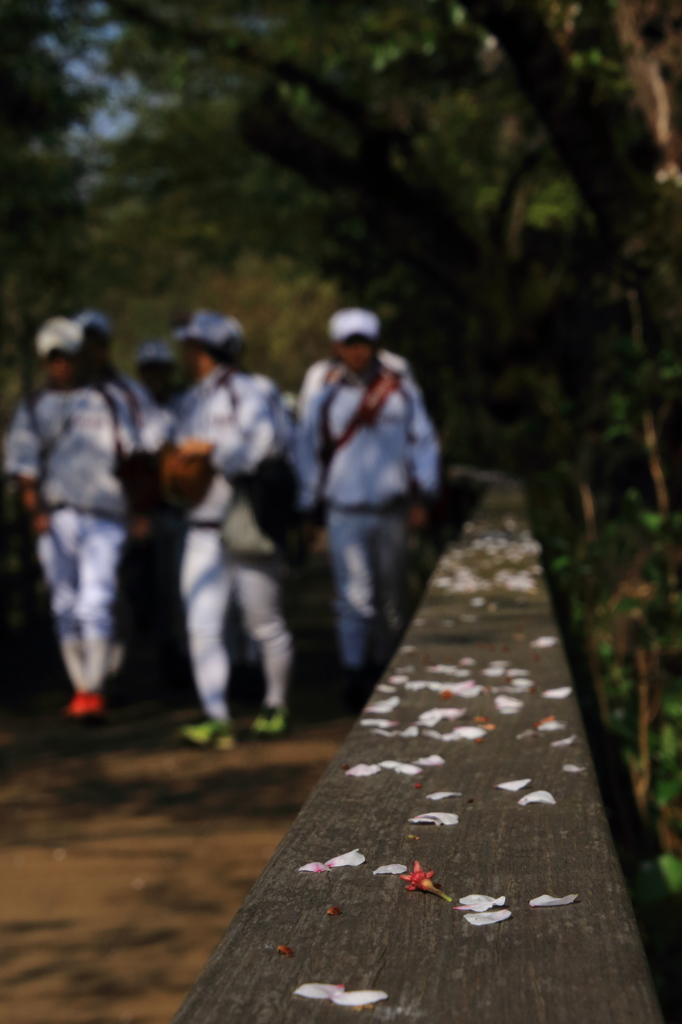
left=328, top=307, right=381, bottom=343
left=178, top=309, right=244, bottom=357
left=136, top=338, right=174, bottom=366
left=74, top=308, right=112, bottom=338
left=35, top=317, right=84, bottom=359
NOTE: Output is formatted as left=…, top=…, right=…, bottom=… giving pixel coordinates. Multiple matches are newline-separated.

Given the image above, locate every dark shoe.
left=342, top=667, right=374, bottom=714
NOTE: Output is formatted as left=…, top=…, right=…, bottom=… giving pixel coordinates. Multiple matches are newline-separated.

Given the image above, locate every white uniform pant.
left=180, top=526, right=293, bottom=722
left=327, top=505, right=408, bottom=670
left=37, top=507, right=127, bottom=641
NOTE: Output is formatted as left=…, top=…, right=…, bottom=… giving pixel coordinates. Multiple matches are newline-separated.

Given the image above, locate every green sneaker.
left=250, top=707, right=289, bottom=738
left=181, top=720, right=236, bottom=750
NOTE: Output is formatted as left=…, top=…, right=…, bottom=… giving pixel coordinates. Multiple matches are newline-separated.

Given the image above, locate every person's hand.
left=31, top=511, right=50, bottom=535
left=178, top=438, right=214, bottom=458
left=408, top=501, right=429, bottom=530
left=129, top=514, right=152, bottom=541
left=300, top=515, right=319, bottom=548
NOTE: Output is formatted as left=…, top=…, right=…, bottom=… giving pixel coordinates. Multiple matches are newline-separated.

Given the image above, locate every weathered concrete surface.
left=174, top=484, right=663, bottom=1024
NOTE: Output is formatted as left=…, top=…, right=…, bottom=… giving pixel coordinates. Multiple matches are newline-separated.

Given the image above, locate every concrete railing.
left=172, top=482, right=663, bottom=1024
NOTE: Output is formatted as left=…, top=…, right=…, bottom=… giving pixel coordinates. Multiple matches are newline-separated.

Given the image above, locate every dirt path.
left=0, top=711, right=350, bottom=1024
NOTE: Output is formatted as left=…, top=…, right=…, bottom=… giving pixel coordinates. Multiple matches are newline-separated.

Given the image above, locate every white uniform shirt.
left=296, top=364, right=440, bottom=512
left=173, top=366, right=282, bottom=524
left=3, top=375, right=171, bottom=519
left=298, top=348, right=415, bottom=418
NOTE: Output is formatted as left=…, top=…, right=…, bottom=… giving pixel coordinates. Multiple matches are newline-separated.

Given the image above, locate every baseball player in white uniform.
left=296, top=307, right=440, bottom=711
left=298, top=322, right=416, bottom=419
left=4, top=311, right=168, bottom=719
left=168, top=310, right=294, bottom=749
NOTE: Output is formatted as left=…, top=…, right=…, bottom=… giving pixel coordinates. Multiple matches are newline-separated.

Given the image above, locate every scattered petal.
left=373, top=863, right=408, bottom=875
left=494, top=695, right=524, bottom=714
left=388, top=675, right=409, bottom=685
left=417, top=708, right=467, bottom=728
left=518, top=790, right=556, bottom=806
left=278, top=945, right=295, bottom=956
left=325, top=849, right=366, bottom=869
left=530, top=635, right=559, bottom=648
left=331, top=990, right=388, bottom=1007
left=345, top=763, right=381, bottom=777
left=359, top=718, right=399, bottom=728
left=516, top=729, right=538, bottom=740
left=399, top=645, right=416, bottom=653
left=327, top=906, right=341, bottom=914
left=507, top=668, right=530, bottom=677
left=482, top=666, right=506, bottom=678
left=463, top=909, right=512, bottom=925
left=551, top=734, right=577, bottom=747
left=537, top=720, right=567, bottom=732
left=495, top=778, right=531, bottom=792
left=372, top=729, right=398, bottom=737
left=409, top=812, right=459, bottom=826
left=458, top=894, right=506, bottom=908
left=413, top=754, right=446, bottom=766
left=529, top=894, right=578, bottom=907
left=378, top=760, right=422, bottom=775
left=397, top=725, right=420, bottom=738
left=510, top=678, right=534, bottom=692
left=562, top=763, right=586, bottom=773
left=543, top=687, right=572, bottom=699
left=299, top=862, right=330, bottom=873
left=364, top=697, right=400, bottom=714
left=294, top=983, right=346, bottom=1000
left=459, top=657, right=476, bottom=666
left=426, top=791, right=462, bottom=800
left=376, top=683, right=397, bottom=693
left=440, top=726, right=487, bottom=741
left=422, top=728, right=446, bottom=740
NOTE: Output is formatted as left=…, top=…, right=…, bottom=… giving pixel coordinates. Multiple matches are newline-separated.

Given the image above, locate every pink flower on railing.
left=400, top=861, right=453, bottom=902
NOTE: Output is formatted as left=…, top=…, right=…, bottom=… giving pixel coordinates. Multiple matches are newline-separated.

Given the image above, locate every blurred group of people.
left=3, top=306, right=440, bottom=748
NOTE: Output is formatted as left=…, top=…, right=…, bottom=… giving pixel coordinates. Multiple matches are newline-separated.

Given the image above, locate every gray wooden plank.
left=173, top=483, right=663, bottom=1024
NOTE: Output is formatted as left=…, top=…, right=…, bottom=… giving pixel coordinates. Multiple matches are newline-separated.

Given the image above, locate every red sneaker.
left=85, top=693, right=106, bottom=718
left=63, top=692, right=107, bottom=720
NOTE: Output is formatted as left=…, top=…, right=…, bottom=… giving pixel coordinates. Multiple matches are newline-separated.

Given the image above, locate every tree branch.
left=461, top=0, right=657, bottom=261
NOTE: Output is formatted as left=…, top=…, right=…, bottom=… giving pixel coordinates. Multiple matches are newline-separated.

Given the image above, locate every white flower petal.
left=294, top=983, right=345, bottom=1000
left=345, top=763, right=382, bottom=777
left=421, top=729, right=445, bottom=740
left=372, top=729, right=397, bottom=737
left=459, top=657, right=476, bottom=666
left=458, top=894, right=506, bottom=907
left=331, top=990, right=388, bottom=1006
left=359, top=718, right=399, bottom=728
left=325, top=849, right=366, bottom=868
left=510, top=679, right=534, bottom=691
left=530, top=635, right=559, bottom=648
left=482, top=667, right=506, bottom=677
left=408, top=812, right=459, bottom=826
left=543, top=687, right=572, bottom=699
left=397, top=725, right=420, bottom=738
left=494, top=695, right=524, bottom=714
left=364, top=697, right=400, bottom=714
left=495, top=778, right=531, bottom=792
left=507, top=668, right=530, bottom=677
left=426, top=791, right=461, bottom=800
left=299, top=862, right=330, bottom=872
left=518, top=790, right=556, bottom=806
left=373, top=863, right=407, bottom=875
left=388, top=674, right=409, bottom=684
left=440, top=725, right=486, bottom=741
left=529, top=894, right=578, bottom=907
left=551, top=734, right=577, bottom=747
left=376, top=684, right=397, bottom=693
left=417, top=708, right=467, bottom=727
left=562, top=763, right=586, bottom=773
left=413, top=754, right=446, bottom=766
left=536, top=720, right=567, bottom=732
left=378, top=760, right=422, bottom=776
left=463, top=909, right=512, bottom=925
left=516, top=729, right=538, bottom=740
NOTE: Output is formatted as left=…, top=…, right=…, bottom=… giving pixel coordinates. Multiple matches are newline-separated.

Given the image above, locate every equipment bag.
left=222, top=456, right=297, bottom=557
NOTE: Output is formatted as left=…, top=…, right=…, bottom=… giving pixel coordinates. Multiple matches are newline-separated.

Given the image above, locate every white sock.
left=60, top=639, right=87, bottom=693
left=82, top=638, right=110, bottom=693
left=260, top=630, right=293, bottom=711
left=188, top=633, right=231, bottom=722
left=107, top=641, right=125, bottom=677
